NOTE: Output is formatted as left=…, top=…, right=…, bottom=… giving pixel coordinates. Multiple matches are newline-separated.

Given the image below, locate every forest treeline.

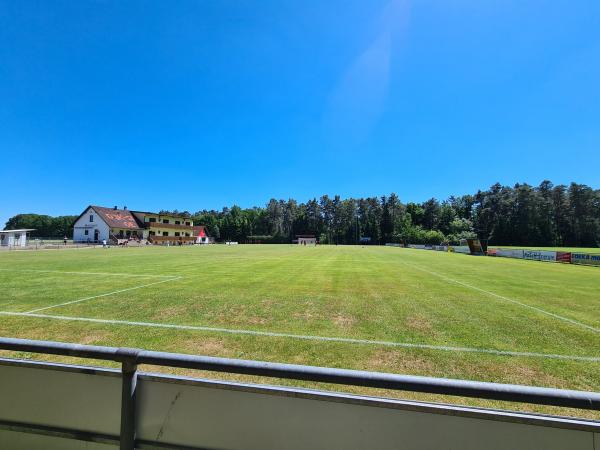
left=4, top=214, right=78, bottom=239
left=186, top=181, right=599, bottom=246
left=4, top=181, right=599, bottom=246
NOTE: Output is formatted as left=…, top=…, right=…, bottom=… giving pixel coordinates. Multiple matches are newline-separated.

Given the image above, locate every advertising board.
left=523, top=250, right=557, bottom=262
left=453, top=246, right=470, bottom=254
left=556, top=252, right=572, bottom=264
left=571, top=253, right=600, bottom=266
left=495, top=248, right=524, bottom=259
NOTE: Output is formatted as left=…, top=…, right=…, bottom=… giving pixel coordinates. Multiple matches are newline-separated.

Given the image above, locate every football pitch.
left=0, top=245, right=598, bottom=416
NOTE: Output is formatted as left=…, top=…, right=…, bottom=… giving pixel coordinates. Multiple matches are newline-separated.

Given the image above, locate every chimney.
left=123, top=206, right=127, bottom=210
left=114, top=206, right=118, bottom=210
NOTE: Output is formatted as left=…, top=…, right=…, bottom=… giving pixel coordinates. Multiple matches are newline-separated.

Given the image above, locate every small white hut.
left=0, top=229, right=35, bottom=248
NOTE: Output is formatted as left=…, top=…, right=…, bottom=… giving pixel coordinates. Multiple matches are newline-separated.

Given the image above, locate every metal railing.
left=1, top=336, right=599, bottom=450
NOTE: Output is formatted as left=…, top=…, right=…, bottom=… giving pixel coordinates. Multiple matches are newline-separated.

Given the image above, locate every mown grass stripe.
left=1, top=311, right=598, bottom=363
left=0, top=268, right=179, bottom=278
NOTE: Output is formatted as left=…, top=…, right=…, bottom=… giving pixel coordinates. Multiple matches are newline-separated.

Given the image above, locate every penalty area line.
left=0, top=311, right=598, bottom=363
left=24, top=277, right=182, bottom=314
left=396, top=260, right=599, bottom=334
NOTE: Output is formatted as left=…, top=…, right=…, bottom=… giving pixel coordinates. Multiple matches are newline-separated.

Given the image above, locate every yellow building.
left=73, top=206, right=200, bottom=245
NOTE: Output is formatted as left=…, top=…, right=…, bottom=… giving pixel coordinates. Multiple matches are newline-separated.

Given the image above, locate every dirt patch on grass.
left=480, top=361, right=565, bottom=389
left=8, top=323, right=113, bottom=347
left=243, top=316, right=267, bottom=325
left=78, top=330, right=112, bottom=345
left=214, top=304, right=268, bottom=326
left=332, top=313, right=357, bottom=329
left=180, top=337, right=234, bottom=357
left=405, top=314, right=434, bottom=335
left=367, top=349, right=436, bottom=375
left=293, top=310, right=315, bottom=320
left=293, top=301, right=318, bottom=321
left=152, top=305, right=191, bottom=320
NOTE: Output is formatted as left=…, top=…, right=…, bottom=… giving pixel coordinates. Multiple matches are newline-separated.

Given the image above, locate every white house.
left=0, top=229, right=35, bottom=247
left=73, top=205, right=203, bottom=245
left=72, top=206, right=113, bottom=243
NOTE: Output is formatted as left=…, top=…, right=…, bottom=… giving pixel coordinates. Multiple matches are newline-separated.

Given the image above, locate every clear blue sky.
left=1, top=0, right=599, bottom=225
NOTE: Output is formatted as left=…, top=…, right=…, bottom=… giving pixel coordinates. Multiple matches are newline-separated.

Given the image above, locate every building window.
left=89, top=215, right=94, bottom=222
left=185, top=222, right=190, bottom=226
left=84, top=230, right=89, bottom=236
left=174, top=232, right=180, bottom=237
left=149, top=217, right=156, bottom=223
left=185, top=233, right=190, bottom=237
left=175, top=220, right=180, bottom=225
left=163, top=219, right=169, bottom=224
left=149, top=231, right=155, bottom=236
left=162, top=231, right=168, bottom=236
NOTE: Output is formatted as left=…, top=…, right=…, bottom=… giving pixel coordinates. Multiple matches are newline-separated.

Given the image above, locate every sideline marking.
left=0, top=311, right=598, bottom=363
left=396, top=260, right=599, bottom=333
left=0, top=268, right=178, bottom=279
left=25, top=277, right=182, bottom=314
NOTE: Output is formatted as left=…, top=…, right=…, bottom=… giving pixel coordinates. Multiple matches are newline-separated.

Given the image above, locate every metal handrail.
left=1, top=336, right=599, bottom=449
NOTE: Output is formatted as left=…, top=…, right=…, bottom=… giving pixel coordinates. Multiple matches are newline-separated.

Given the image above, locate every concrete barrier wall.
left=1, top=359, right=598, bottom=450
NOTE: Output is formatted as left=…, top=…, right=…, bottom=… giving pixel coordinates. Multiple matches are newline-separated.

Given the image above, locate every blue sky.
left=1, top=0, right=599, bottom=225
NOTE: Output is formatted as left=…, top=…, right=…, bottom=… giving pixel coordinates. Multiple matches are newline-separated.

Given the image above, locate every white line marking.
left=0, top=268, right=178, bottom=279
left=396, top=260, right=599, bottom=333
left=25, top=277, right=182, bottom=313
left=0, top=311, right=598, bottom=363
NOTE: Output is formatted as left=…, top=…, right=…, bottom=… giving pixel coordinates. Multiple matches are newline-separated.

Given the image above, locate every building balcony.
left=145, top=222, right=194, bottom=230
left=147, top=235, right=196, bottom=243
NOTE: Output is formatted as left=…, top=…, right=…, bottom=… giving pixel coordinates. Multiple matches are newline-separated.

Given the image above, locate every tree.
left=7, top=180, right=598, bottom=246
left=4, top=214, right=78, bottom=238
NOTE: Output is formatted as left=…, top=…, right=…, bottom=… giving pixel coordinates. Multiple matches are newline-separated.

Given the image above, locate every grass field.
left=0, top=245, right=598, bottom=417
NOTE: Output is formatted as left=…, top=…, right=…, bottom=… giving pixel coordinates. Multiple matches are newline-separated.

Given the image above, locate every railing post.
left=119, top=352, right=139, bottom=450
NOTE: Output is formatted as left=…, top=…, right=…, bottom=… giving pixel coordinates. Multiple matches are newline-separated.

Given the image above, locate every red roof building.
left=73, top=206, right=208, bottom=245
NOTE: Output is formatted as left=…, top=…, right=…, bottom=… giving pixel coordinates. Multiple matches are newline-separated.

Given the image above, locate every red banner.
left=556, top=251, right=572, bottom=263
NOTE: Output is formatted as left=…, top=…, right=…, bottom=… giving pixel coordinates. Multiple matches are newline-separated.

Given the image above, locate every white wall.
left=0, top=232, right=28, bottom=247
left=72, top=207, right=110, bottom=242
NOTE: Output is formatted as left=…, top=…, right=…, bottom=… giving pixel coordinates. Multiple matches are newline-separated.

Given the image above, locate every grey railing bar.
left=0, top=337, right=126, bottom=361
left=1, top=336, right=599, bottom=411
left=119, top=349, right=139, bottom=450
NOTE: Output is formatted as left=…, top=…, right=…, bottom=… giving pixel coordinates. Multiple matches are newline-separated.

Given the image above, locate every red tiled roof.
left=92, top=206, right=144, bottom=229
left=193, top=226, right=207, bottom=237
